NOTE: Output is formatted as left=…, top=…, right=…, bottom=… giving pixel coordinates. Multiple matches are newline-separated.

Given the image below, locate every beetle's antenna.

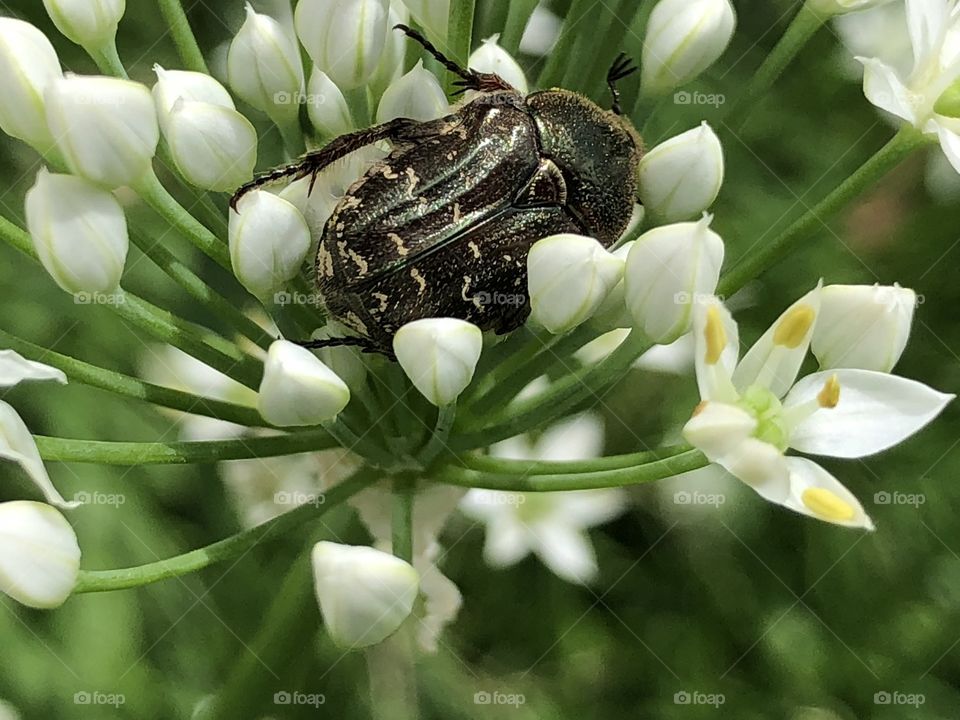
left=607, top=53, right=638, bottom=115
left=394, top=24, right=474, bottom=84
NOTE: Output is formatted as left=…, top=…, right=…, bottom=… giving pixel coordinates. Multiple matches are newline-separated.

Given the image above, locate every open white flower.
left=0, top=350, right=77, bottom=510
left=681, top=288, right=953, bottom=529
left=858, top=0, right=960, bottom=172
left=461, top=414, right=627, bottom=585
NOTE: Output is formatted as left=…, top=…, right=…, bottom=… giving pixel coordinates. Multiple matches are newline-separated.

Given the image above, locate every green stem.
left=537, top=0, right=592, bottom=89
left=459, top=444, right=692, bottom=475
left=35, top=430, right=335, bottom=465
left=419, top=403, right=457, bottom=466
left=724, top=2, right=827, bottom=129
left=324, top=417, right=394, bottom=468
left=74, top=467, right=378, bottom=593
left=499, top=0, right=538, bottom=56
left=391, top=476, right=415, bottom=562
left=446, top=0, right=476, bottom=93
left=435, top=450, right=707, bottom=492
left=717, top=127, right=928, bottom=298
left=129, top=231, right=273, bottom=351
left=156, top=0, right=210, bottom=74
left=0, top=328, right=268, bottom=428
left=88, top=39, right=128, bottom=78
left=133, top=169, right=232, bottom=271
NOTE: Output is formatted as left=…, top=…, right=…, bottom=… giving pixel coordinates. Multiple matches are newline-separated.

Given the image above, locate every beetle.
left=231, top=26, right=643, bottom=356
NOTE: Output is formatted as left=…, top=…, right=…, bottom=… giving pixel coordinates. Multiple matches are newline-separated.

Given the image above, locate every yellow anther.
left=704, top=306, right=727, bottom=365
left=801, top=487, right=856, bottom=522
left=691, top=401, right=709, bottom=418
left=817, top=374, right=841, bottom=409
left=773, top=304, right=816, bottom=349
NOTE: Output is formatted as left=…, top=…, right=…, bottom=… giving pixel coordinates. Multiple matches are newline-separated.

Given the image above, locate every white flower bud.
left=638, top=122, right=724, bottom=222
left=376, top=60, right=448, bottom=123
left=808, top=0, right=894, bottom=15
left=811, top=284, right=916, bottom=373
left=0, top=502, right=80, bottom=609
left=469, top=35, right=528, bottom=94
left=296, top=0, right=390, bottom=91
left=519, top=4, right=562, bottom=57
left=589, top=241, right=635, bottom=331
left=152, top=65, right=235, bottom=131
left=42, top=0, right=125, bottom=50
left=368, top=1, right=410, bottom=93
left=26, top=169, right=129, bottom=295
left=164, top=101, right=258, bottom=192
left=312, top=541, right=419, bottom=648
left=0, top=18, right=62, bottom=151
left=528, top=234, right=624, bottom=334
left=227, top=4, right=304, bottom=126
left=307, top=70, right=353, bottom=138
left=623, top=214, right=725, bottom=344
left=258, top=341, right=351, bottom=426
left=393, top=318, right=483, bottom=406
left=45, top=75, right=159, bottom=188
left=398, top=0, right=449, bottom=44
left=0, top=402, right=78, bottom=510
left=641, top=0, right=736, bottom=97
left=229, top=190, right=311, bottom=300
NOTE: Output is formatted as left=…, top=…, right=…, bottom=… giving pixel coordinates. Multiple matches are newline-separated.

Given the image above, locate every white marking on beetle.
left=467, top=240, right=480, bottom=259
left=461, top=276, right=473, bottom=302
left=318, top=244, right=334, bottom=277
left=388, top=232, right=409, bottom=256
left=453, top=202, right=462, bottom=224
left=405, top=167, right=420, bottom=198
left=373, top=292, right=389, bottom=312
left=503, top=254, right=513, bottom=262
left=347, top=249, right=369, bottom=276
left=345, top=312, right=368, bottom=334
left=382, top=165, right=399, bottom=180
left=340, top=195, right=362, bottom=210
left=410, top=268, right=427, bottom=295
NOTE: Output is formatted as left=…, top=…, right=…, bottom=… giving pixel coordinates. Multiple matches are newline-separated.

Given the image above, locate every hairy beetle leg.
left=607, top=53, right=639, bottom=116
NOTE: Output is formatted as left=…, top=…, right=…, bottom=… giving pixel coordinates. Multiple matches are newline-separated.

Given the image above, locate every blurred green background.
left=1, top=0, right=959, bottom=718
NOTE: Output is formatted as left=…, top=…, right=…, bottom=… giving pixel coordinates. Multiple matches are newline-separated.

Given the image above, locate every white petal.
left=857, top=56, right=918, bottom=125
left=531, top=522, right=598, bottom=585
left=0, top=401, right=78, bottom=509
left=785, top=369, right=954, bottom=458
left=482, top=516, right=531, bottom=567
left=414, top=558, right=462, bottom=654
left=691, top=295, right=740, bottom=402
left=553, top=489, right=628, bottom=528
left=717, top=437, right=791, bottom=504
left=0, top=350, right=66, bottom=387
left=933, top=117, right=960, bottom=174
left=733, top=283, right=822, bottom=398
left=682, top=401, right=757, bottom=462
left=905, top=0, right=948, bottom=72
left=535, top=412, right=605, bottom=461
left=782, top=457, right=874, bottom=530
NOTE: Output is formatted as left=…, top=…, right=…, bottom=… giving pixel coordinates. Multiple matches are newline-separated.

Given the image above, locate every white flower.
left=637, top=122, right=724, bottom=222
left=519, top=4, right=562, bottom=57
left=812, top=284, right=916, bottom=372
left=835, top=2, right=913, bottom=81
left=25, top=169, right=129, bottom=295
left=399, top=0, right=449, bottom=44
left=307, top=69, right=353, bottom=138
left=42, top=0, right=125, bottom=50
left=681, top=289, right=954, bottom=529
left=0, top=18, right=62, bottom=151
left=163, top=100, right=258, bottom=192
left=858, top=0, right=960, bottom=173
left=0, top=501, right=80, bottom=609
left=227, top=4, right=305, bottom=127
left=368, top=0, right=410, bottom=93
left=228, top=190, right=311, bottom=300
left=45, top=75, right=159, bottom=188
left=257, top=340, right=351, bottom=426
left=393, top=318, right=483, bottom=406
left=528, top=234, right=624, bottom=334
left=811, top=0, right=897, bottom=15
left=0, top=699, right=19, bottom=720
left=641, top=0, right=736, bottom=97
left=152, top=65, right=235, bottom=130
left=461, top=414, right=627, bottom=585
left=469, top=35, right=528, bottom=93
left=376, top=60, right=449, bottom=123
left=295, top=0, right=390, bottom=91
left=623, top=214, right=725, bottom=344
left=311, top=541, right=420, bottom=648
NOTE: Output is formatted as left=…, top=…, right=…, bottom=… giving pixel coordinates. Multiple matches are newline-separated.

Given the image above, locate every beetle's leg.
left=230, top=118, right=430, bottom=209
left=393, top=23, right=514, bottom=94
left=606, top=53, right=638, bottom=115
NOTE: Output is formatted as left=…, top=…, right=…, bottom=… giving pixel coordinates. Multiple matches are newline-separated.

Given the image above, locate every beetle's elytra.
left=232, top=26, right=644, bottom=356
